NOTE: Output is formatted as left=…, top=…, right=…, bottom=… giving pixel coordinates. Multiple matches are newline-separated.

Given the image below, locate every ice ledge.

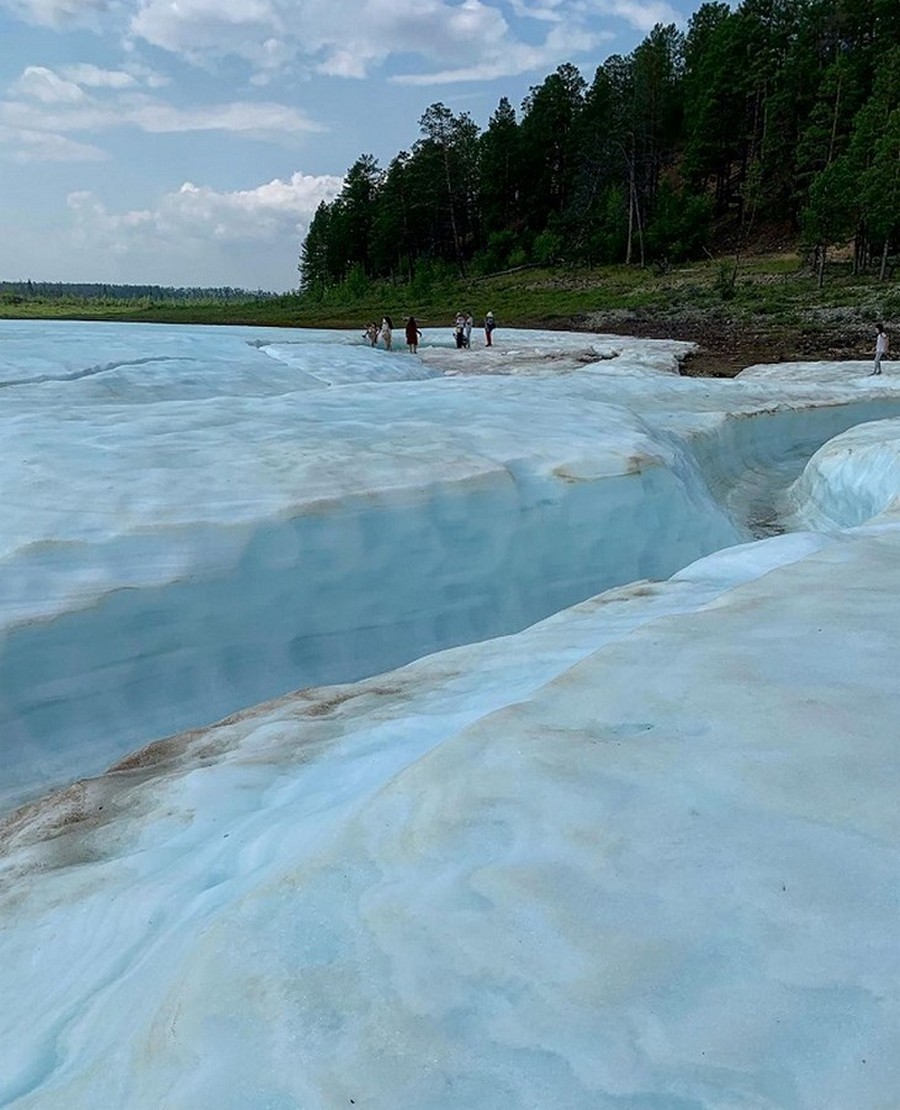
left=785, top=418, right=900, bottom=529
left=2, top=521, right=899, bottom=1107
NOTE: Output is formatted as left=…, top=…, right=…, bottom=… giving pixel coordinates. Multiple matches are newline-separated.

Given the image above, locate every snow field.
left=3, top=324, right=900, bottom=1106
left=3, top=329, right=900, bottom=810
left=2, top=520, right=899, bottom=1107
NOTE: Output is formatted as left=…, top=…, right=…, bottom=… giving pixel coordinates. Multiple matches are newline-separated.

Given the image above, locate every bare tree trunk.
left=817, top=243, right=826, bottom=289
left=827, top=74, right=842, bottom=165
left=880, top=239, right=889, bottom=281
left=731, top=246, right=742, bottom=291
left=625, top=168, right=635, bottom=265
left=441, top=147, right=466, bottom=279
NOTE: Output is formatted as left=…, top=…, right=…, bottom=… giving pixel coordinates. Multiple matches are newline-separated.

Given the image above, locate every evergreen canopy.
left=300, top=0, right=900, bottom=292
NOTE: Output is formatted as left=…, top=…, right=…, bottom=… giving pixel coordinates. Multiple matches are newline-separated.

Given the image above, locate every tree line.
left=0, top=282, right=278, bottom=305
left=300, top=0, right=900, bottom=295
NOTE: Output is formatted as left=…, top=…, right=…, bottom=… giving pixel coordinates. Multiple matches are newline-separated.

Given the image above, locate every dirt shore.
left=563, top=309, right=879, bottom=378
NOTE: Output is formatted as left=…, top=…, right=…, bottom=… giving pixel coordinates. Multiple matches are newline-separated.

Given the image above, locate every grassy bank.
left=3, top=253, right=897, bottom=375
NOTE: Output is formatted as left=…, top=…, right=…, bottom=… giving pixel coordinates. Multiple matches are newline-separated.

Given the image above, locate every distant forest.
left=300, top=0, right=900, bottom=294
left=0, top=281, right=278, bottom=305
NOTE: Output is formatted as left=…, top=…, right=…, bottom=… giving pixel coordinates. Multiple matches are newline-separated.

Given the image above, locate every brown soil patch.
left=541, top=309, right=882, bottom=379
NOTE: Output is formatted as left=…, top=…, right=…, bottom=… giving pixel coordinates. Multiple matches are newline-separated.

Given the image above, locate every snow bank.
left=784, top=418, right=900, bottom=529
left=2, top=521, right=899, bottom=1108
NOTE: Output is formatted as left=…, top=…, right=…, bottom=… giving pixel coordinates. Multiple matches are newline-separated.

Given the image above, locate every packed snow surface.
left=1, top=322, right=900, bottom=1108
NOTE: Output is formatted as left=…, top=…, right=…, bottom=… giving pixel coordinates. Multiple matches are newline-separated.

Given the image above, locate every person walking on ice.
left=872, top=323, right=889, bottom=375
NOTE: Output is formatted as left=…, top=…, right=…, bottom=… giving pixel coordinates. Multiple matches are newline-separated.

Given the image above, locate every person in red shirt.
left=405, top=316, right=422, bottom=354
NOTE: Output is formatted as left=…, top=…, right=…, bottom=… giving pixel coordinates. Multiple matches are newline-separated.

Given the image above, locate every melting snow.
left=1, top=322, right=899, bottom=1108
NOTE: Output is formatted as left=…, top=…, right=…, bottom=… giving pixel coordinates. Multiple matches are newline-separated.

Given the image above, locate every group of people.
left=453, top=312, right=473, bottom=349
left=364, top=317, right=395, bottom=350
left=363, top=315, right=424, bottom=353
left=364, top=311, right=497, bottom=354
left=454, top=311, right=496, bottom=348
left=367, top=318, right=889, bottom=371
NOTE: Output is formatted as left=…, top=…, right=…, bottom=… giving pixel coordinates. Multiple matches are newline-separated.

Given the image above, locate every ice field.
left=1, top=319, right=899, bottom=1107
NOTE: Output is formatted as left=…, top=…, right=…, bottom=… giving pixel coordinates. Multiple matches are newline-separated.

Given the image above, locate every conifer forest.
left=299, top=0, right=900, bottom=294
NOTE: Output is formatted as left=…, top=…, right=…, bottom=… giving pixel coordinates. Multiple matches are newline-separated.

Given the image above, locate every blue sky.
left=0, top=0, right=686, bottom=291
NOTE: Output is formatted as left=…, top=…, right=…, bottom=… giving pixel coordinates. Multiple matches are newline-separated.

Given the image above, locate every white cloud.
left=603, top=0, right=680, bottom=32
left=0, top=124, right=107, bottom=161
left=65, top=172, right=343, bottom=287
left=393, top=22, right=610, bottom=85
left=508, top=0, right=567, bottom=21
left=130, top=0, right=289, bottom=71
left=123, top=62, right=172, bottom=89
left=11, top=65, right=87, bottom=103
left=58, top=63, right=139, bottom=88
left=567, top=0, right=683, bottom=33
left=125, top=0, right=618, bottom=82
left=4, top=0, right=679, bottom=86
left=128, top=98, right=324, bottom=139
left=0, top=66, right=324, bottom=160
left=313, top=0, right=513, bottom=79
left=163, top=174, right=343, bottom=238
left=1, top=0, right=110, bottom=28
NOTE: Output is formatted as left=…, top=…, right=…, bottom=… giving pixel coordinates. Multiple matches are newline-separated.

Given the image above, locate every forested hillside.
left=300, top=0, right=900, bottom=296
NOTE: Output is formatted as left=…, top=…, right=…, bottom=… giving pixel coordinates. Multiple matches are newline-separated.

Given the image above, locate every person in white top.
left=380, top=316, right=393, bottom=351
left=872, top=323, right=889, bottom=375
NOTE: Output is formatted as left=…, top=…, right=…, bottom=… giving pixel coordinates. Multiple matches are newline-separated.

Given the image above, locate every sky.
left=0, top=0, right=687, bottom=291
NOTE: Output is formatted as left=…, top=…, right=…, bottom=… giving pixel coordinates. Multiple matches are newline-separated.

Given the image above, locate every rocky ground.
left=563, top=306, right=885, bottom=377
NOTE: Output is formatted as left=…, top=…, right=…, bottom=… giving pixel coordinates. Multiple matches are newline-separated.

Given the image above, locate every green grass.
left=1, top=253, right=896, bottom=332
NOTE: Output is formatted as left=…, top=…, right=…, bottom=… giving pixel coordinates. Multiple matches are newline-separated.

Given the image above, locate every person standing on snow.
left=484, top=311, right=496, bottom=347
left=872, top=323, right=890, bottom=375
left=454, top=312, right=466, bottom=349
left=405, top=316, right=422, bottom=354
left=380, top=316, right=394, bottom=351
